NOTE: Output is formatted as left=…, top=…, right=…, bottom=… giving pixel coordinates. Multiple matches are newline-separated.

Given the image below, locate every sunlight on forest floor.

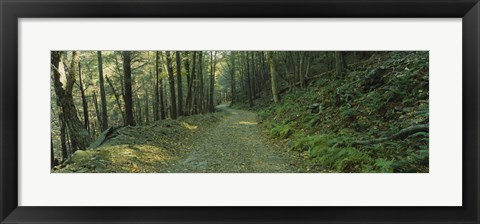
left=180, top=122, right=198, bottom=130
left=235, top=121, right=257, bottom=125
left=54, top=112, right=227, bottom=173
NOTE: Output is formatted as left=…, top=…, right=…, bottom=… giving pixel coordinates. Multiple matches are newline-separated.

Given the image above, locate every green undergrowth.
left=256, top=52, right=429, bottom=173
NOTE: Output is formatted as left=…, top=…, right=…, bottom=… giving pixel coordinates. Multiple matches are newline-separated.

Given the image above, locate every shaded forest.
left=51, top=51, right=429, bottom=173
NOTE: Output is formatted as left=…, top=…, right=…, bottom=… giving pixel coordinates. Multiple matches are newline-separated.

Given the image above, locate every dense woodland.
left=51, top=51, right=429, bottom=173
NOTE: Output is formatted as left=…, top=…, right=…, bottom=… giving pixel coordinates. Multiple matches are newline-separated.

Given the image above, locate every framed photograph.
left=1, top=0, right=479, bottom=223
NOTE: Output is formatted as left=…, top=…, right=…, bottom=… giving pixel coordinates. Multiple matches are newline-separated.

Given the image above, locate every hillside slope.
left=252, top=52, right=429, bottom=173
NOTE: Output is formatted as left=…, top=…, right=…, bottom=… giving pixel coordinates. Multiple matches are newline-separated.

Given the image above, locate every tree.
left=144, top=87, right=150, bottom=123
left=106, top=76, right=125, bottom=123
left=92, top=92, right=102, bottom=132
left=156, top=52, right=166, bottom=120
left=154, top=51, right=160, bottom=120
left=122, top=51, right=135, bottom=126
left=51, top=51, right=91, bottom=150
left=194, top=51, right=204, bottom=114
left=268, top=51, right=280, bottom=103
left=97, top=51, right=109, bottom=131
left=245, top=52, right=254, bottom=108
left=176, top=51, right=184, bottom=116
left=78, top=61, right=90, bottom=132
left=209, top=51, right=217, bottom=112
left=335, top=51, right=346, bottom=77
left=228, top=52, right=236, bottom=104
left=249, top=52, right=257, bottom=99
left=185, top=52, right=196, bottom=115
left=164, top=51, right=177, bottom=119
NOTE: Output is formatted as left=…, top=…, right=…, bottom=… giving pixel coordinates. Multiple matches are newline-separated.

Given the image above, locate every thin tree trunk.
left=250, top=52, right=257, bottom=99
left=106, top=76, right=125, bottom=124
left=246, top=52, right=254, bottom=108
left=92, top=92, right=102, bottom=132
left=196, top=51, right=204, bottom=114
left=155, top=52, right=160, bottom=120
left=135, top=94, right=142, bottom=125
left=335, top=51, right=346, bottom=77
left=144, top=88, right=150, bottom=124
left=159, top=77, right=166, bottom=119
left=268, top=51, right=280, bottom=103
left=209, top=51, right=216, bottom=112
left=185, top=52, right=196, bottom=115
left=299, top=52, right=305, bottom=88
left=97, top=51, right=109, bottom=131
left=122, top=51, right=135, bottom=126
left=78, top=61, right=90, bottom=133
left=229, top=52, right=236, bottom=104
left=175, top=51, right=184, bottom=116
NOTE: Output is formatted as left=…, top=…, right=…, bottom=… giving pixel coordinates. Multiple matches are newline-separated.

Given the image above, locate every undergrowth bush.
left=310, top=146, right=372, bottom=173
left=256, top=51, right=429, bottom=173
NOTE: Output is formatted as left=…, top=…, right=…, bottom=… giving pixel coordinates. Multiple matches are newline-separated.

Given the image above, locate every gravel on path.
left=165, top=106, right=301, bottom=173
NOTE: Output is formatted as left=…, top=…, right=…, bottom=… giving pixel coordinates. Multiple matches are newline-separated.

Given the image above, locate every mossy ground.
left=54, top=113, right=226, bottom=173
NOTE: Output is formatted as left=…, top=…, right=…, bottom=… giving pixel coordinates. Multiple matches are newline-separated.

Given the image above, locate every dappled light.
left=180, top=122, right=198, bottom=130
left=51, top=51, right=428, bottom=173
left=235, top=121, right=258, bottom=125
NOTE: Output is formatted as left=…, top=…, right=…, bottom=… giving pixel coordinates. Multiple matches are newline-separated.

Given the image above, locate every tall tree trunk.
left=122, top=51, right=135, bottom=126
left=78, top=61, right=90, bottom=133
left=335, top=51, right=346, bottom=77
left=159, top=77, right=166, bottom=120
left=92, top=92, right=102, bottom=132
left=229, top=52, right=236, bottom=104
left=164, top=51, right=177, bottom=119
left=175, top=51, right=184, bottom=116
left=97, top=51, right=109, bottom=131
left=299, top=52, right=305, bottom=88
left=185, top=52, right=196, bottom=115
left=209, top=51, right=216, bottom=112
left=196, top=51, right=204, bottom=114
left=135, top=94, right=142, bottom=125
left=250, top=52, right=257, bottom=99
left=260, top=51, right=270, bottom=89
left=154, top=52, right=160, bottom=120
left=144, top=88, right=150, bottom=124
left=51, top=51, right=91, bottom=150
left=268, top=52, right=280, bottom=103
left=304, top=53, right=311, bottom=84
left=106, top=76, right=125, bottom=124
left=246, top=52, right=254, bottom=108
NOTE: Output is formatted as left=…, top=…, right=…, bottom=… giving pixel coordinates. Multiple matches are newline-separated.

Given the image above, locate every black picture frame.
left=1, top=0, right=479, bottom=223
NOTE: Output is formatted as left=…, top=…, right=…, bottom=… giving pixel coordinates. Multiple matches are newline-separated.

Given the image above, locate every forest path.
left=165, top=105, right=300, bottom=173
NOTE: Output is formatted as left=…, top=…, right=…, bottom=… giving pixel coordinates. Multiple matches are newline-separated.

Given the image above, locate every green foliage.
left=269, top=123, right=294, bottom=139
left=374, top=158, right=394, bottom=173
left=258, top=109, right=271, bottom=121
left=286, top=133, right=372, bottom=172
left=289, top=134, right=336, bottom=152
left=310, top=146, right=372, bottom=173
left=257, top=51, right=429, bottom=173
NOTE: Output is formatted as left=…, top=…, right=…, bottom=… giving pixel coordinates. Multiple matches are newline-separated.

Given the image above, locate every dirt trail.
left=165, top=105, right=300, bottom=173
